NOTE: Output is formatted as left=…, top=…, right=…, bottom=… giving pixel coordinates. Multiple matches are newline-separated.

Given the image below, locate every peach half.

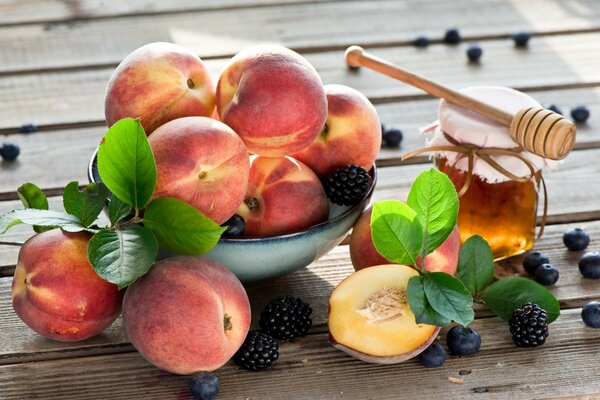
left=328, top=264, right=440, bottom=363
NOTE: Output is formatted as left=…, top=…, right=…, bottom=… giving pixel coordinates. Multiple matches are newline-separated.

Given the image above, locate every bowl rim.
left=88, top=147, right=377, bottom=243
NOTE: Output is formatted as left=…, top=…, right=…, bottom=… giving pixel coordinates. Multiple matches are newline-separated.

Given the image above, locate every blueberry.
left=221, top=214, right=245, bottom=237
left=444, top=28, right=461, bottom=44
left=19, top=123, right=37, bottom=134
left=189, top=372, right=220, bottom=400
left=466, top=45, right=483, bottom=62
left=512, top=31, right=531, bottom=47
left=534, top=263, right=559, bottom=286
left=383, top=128, right=403, bottom=148
left=581, top=301, right=600, bottom=328
left=579, top=251, right=600, bottom=279
left=413, top=36, right=430, bottom=48
left=571, top=106, right=590, bottom=123
left=545, top=104, right=563, bottom=115
left=522, top=251, right=550, bottom=275
left=446, top=325, right=481, bottom=356
left=563, top=228, right=590, bottom=251
left=418, top=343, right=446, bottom=368
left=380, top=123, right=386, bottom=138
left=0, top=143, right=20, bottom=161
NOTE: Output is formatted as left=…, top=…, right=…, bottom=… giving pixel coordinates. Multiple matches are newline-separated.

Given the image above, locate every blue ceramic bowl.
left=88, top=150, right=375, bottom=283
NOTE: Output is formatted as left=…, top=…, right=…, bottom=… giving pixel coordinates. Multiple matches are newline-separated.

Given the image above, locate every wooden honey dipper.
left=345, top=46, right=576, bottom=160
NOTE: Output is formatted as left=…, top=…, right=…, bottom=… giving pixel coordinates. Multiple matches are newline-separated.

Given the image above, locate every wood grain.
left=0, top=309, right=597, bottom=399
left=2, top=217, right=600, bottom=364
left=4, top=33, right=600, bottom=131
left=1, top=0, right=600, bottom=74
left=0, top=0, right=329, bottom=26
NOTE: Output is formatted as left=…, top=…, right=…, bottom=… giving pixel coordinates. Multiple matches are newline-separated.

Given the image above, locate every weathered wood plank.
left=0, top=0, right=329, bottom=26
left=1, top=1, right=600, bottom=74
left=1, top=217, right=600, bottom=364
left=0, top=309, right=597, bottom=399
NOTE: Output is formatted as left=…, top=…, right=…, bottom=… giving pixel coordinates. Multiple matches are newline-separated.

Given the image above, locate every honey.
left=437, top=157, right=540, bottom=260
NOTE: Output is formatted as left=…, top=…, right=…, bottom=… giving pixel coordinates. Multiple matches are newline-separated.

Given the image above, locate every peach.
left=292, top=84, right=382, bottom=178
left=12, top=230, right=124, bottom=342
left=216, top=45, right=327, bottom=156
left=328, top=264, right=440, bottom=363
left=122, top=256, right=251, bottom=374
left=148, top=116, right=250, bottom=224
left=105, top=42, right=215, bottom=135
left=349, top=206, right=460, bottom=274
left=236, top=156, right=329, bottom=237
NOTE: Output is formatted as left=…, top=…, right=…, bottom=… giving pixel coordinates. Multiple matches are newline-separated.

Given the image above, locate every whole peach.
left=349, top=206, right=460, bottom=274
left=122, top=256, right=251, bottom=374
left=237, top=156, right=329, bottom=237
left=148, top=116, right=250, bottom=224
left=292, top=84, right=381, bottom=178
left=12, top=230, right=124, bottom=342
left=105, top=42, right=215, bottom=135
left=216, top=45, right=327, bottom=156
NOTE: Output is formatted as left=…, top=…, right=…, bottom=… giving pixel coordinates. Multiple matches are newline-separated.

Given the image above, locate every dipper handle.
left=345, top=46, right=575, bottom=160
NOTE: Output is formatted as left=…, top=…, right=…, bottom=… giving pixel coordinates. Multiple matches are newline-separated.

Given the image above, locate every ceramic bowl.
left=88, top=150, right=376, bottom=283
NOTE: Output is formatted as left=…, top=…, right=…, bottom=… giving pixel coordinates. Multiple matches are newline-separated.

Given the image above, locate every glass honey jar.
left=421, top=86, right=556, bottom=260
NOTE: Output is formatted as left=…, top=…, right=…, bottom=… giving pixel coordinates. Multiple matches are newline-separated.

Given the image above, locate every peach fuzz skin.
left=237, top=156, right=329, bottom=237
left=12, top=230, right=124, bottom=342
left=105, top=42, right=215, bottom=135
left=216, top=45, right=327, bottom=156
left=148, top=116, right=250, bottom=224
left=122, top=257, right=251, bottom=375
left=292, top=84, right=382, bottom=178
left=349, top=206, right=461, bottom=274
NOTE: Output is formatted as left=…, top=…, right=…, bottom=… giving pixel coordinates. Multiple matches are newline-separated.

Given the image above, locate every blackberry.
left=522, top=251, right=549, bottom=275
left=509, top=303, right=549, bottom=347
left=418, top=343, right=446, bottom=368
left=0, top=143, right=20, bottom=161
left=324, top=165, right=371, bottom=206
left=512, top=31, right=531, bottom=47
left=466, top=45, right=483, bottom=62
left=221, top=214, right=245, bottom=237
left=233, top=330, right=279, bottom=371
left=189, top=372, right=220, bottom=400
left=444, top=28, right=461, bottom=44
left=259, top=296, right=312, bottom=340
left=563, top=228, right=590, bottom=251
left=446, top=325, right=481, bottom=356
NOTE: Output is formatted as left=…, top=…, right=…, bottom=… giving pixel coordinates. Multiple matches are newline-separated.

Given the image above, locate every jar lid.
left=422, top=86, right=558, bottom=183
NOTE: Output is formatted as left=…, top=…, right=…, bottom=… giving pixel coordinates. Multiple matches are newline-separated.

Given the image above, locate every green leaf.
left=108, top=194, right=132, bottom=226
left=18, top=183, right=48, bottom=210
left=63, top=181, right=109, bottom=227
left=482, top=277, right=560, bottom=323
left=87, top=225, right=158, bottom=289
left=407, top=275, right=452, bottom=326
left=142, top=197, right=225, bottom=255
left=456, top=235, right=495, bottom=296
left=407, top=168, right=459, bottom=255
left=97, top=118, right=156, bottom=209
left=0, top=209, right=85, bottom=234
left=423, top=272, right=474, bottom=327
left=370, top=200, right=423, bottom=266
left=17, top=183, right=52, bottom=233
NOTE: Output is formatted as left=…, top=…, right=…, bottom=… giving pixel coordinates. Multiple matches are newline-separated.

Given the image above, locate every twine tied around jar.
left=402, top=132, right=548, bottom=238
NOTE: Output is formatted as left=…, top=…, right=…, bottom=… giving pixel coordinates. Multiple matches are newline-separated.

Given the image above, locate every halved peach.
left=328, top=264, right=440, bottom=363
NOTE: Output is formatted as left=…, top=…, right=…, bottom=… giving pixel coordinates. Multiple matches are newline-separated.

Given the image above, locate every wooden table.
left=1, top=1, right=600, bottom=398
